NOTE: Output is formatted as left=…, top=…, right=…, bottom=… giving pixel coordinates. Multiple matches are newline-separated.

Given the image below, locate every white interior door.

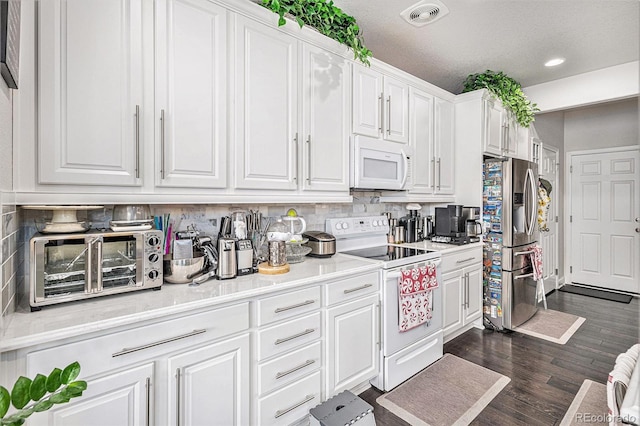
left=540, top=146, right=559, bottom=294
left=570, top=148, right=640, bottom=293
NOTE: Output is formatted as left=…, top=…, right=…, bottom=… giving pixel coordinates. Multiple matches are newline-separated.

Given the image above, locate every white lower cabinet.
left=167, top=334, right=250, bottom=426
left=24, top=303, right=250, bottom=426
left=324, top=272, right=380, bottom=398
left=441, top=246, right=483, bottom=342
left=29, top=363, right=154, bottom=426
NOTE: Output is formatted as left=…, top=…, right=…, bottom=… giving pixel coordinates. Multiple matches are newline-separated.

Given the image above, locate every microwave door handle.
left=400, top=150, right=409, bottom=189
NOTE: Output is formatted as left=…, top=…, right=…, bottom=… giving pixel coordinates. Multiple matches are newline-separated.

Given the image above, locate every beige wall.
left=564, top=97, right=639, bottom=152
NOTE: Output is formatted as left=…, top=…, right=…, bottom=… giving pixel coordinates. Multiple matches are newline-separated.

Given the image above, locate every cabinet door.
left=167, top=334, right=250, bottom=426
left=464, top=265, right=483, bottom=324
left=30, top=364, right=153, bottom=426
left=383, top=76, right=409, bottom=143
left=514, top=124, right=530, bottom=161
left=326, top=294, right=379, bottom=397
left=352, top=64, right=383, bottom=138
left=441, top=269, right=463, bottom=336
left=155, top=0, right=227, bottom=188
left=233, top=16, right=298, bottom=190
left=38, top=0, right=143, bottom=186
left=504, top=113, right=518, bottom=157
left=300, top=44, right=350, bottom=192
left=408, top=87, right=434, bottom=193
left=434, top=98, right=455, bottom=194
left=483, top=98, right=504, bottom=156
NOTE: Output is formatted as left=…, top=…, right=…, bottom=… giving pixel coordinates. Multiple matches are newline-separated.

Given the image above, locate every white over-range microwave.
left=350, top=135, right=414, bottom=191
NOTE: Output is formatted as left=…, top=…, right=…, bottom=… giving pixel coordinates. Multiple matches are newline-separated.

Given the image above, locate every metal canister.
left=393, top=226, right=405, bottom=244
left=268, top=240, right=287, bottom=267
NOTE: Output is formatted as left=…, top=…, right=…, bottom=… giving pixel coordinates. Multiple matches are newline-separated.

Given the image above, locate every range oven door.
left=381, top=259, right=443, bottom=357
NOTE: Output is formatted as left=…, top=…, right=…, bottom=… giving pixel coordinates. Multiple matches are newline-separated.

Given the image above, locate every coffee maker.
left=462, top=206, right=482, bottom=239
left=433, top=204, right=478, bottom=244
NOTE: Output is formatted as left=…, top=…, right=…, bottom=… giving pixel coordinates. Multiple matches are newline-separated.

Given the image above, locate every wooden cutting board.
left=257, top=262, right=290, bottom=275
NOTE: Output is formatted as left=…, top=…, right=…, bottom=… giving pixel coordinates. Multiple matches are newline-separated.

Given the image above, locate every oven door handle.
left=386, top=259, right=441, bottom=280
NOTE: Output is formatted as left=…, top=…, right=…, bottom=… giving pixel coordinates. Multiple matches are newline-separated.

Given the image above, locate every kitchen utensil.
left=302, top=231, right=336, bottom=258
left=163, top=253, right=205, bottom=284
left=217, top=237, right=237, bottom=279
left=112, top=204, right=151, bottom=222
left=268, top=240, right=287, bottom=267
left=236, top=239, right=253, bottom=275
left=280, top=215, right=306, bottom=242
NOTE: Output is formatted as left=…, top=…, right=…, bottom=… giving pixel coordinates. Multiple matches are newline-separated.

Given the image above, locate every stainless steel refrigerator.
left=483, top=157, right=539, bottom=330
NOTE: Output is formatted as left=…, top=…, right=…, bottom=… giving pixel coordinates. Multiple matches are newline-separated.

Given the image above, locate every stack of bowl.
left=110, top=204, right=153, bottom=231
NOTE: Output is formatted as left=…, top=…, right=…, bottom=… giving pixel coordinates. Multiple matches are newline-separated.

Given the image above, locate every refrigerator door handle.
left=525, top=168, right=537, bottom=236
left=514, top=272, right=534, bottom=280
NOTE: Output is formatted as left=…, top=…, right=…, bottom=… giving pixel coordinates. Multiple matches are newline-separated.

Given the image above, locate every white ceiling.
left=330, top=0, right=640, bottom=94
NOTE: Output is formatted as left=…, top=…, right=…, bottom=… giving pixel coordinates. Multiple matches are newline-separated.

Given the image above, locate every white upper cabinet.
left=38, top=0, right=144, bottom=186
left=155, top=0, right=227, bottom=188
left=434, top=97, right=455, bottom=194
left=300, top=44, right=350, bottom=192
left=408, top=88, right=454, bottom=196
left=233, top=15, right=298, bottom=190
left=352, top=64, right=409, bottom=144
left=483, top=96, right=505, bottom=157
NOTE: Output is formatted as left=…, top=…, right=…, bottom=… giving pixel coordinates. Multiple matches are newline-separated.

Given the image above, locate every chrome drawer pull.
left=145, top=377, right=151, bottom=426
left=456, top=257, right=476, bottom=264
left=275, top=328, right=315, bottom=345
left=112, top=329, right=206, bottom=357
left=344, top=283, right=373, bottom=294
left=275, top=359, right=315, bottom=380
left=275, top=394, right=315, bottom=419
left=274, top=299, right=315, bottom=313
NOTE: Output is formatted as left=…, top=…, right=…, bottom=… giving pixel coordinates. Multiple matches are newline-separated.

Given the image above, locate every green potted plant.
left=0, top=362, right=87, bottom=426
left=462, top=70, right=539, bottom=127
left=260, top=0, right=372, bottom=65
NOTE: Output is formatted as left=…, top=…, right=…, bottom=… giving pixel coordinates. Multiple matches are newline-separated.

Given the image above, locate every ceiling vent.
left=400, top=0, right=449, bottom=27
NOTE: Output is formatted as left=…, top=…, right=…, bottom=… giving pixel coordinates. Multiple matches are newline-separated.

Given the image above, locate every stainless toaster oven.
left=29, top=229, right=163, bottom=310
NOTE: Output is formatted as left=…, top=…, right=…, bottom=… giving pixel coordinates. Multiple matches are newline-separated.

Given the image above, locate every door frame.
left=564, top=145, right=640, bottom=287
left=541, top=144, right=560, bottom=292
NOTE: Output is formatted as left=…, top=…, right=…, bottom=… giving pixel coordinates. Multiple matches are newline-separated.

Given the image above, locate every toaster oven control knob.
left=147, top=269, right=160, bottom=280
left=148, top=253, right=160, bottom=263
left=148, top=235, right=161, bottom=246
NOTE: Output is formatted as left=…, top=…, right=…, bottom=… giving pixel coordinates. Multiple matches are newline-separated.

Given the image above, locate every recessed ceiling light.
left=545, top=58, right=565, bottom=67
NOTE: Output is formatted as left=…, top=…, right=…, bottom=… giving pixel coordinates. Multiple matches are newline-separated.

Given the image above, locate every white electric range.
left=326, top=216, right=444, bottom=391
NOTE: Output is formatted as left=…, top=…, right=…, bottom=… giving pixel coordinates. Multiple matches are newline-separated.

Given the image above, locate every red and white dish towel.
left=398, top=263, right=439, bottom=332
left=531, top=245, right=543, bottom=281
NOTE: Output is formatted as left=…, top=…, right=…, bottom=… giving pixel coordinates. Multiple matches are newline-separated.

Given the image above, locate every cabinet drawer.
left=26, top=303, right=249, bottom=378
left=325, top=271, right=379, bottom=306
left=257, top=311, right=321, bottom=360
left=257, top=370, right=321, bottom=426
left=258, top=341, right=321, bottom=396
left=256, top=286, right=321, bottom=326
left=441, top=247, right=482, bottom=273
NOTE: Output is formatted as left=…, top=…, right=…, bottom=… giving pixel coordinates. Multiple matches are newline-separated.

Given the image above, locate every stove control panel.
left=326, top=216, right=389, bottom=237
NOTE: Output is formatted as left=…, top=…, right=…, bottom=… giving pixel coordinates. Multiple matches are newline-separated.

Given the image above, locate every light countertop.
left=0, top=254, right=381, bottom=352
left=0, top=241, right=481, bottom=352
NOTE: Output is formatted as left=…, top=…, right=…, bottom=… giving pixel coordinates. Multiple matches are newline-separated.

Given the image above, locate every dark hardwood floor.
left=359, top=290, right=640, bottom=425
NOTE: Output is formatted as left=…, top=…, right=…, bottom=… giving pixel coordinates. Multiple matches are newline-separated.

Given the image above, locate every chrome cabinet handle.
left=436, top=158, right=441, bottom=190
left=176, top=369, right=181, bottom=426
left=378, top=93, right=384, bottom=133
left=387, top=96, right=391, bottom=135
left=275, top=395, right=315, bottom=419
left=146, top=377, right=151, bottom=426
left=344, top=283, right=373, bottom=294
left=274, top=300, right=315, bottom=313
left=112, top=329, right=206, bottom=357
left=293, top=132, right=298, bottom=183
left=306, top=135, right=311, bottom=184
left=431, top=158, right=436, bottom=189
left=275, top=328, right=315, bottom=345
left=456, top=257, right=476, bottom=264
left=135, top=105, right=140, bottom=179
left=466, top=273, right=470, bottom=309
left=275, top=359, right=315, bottom=380
left=160, top=109, right=166, bottom=180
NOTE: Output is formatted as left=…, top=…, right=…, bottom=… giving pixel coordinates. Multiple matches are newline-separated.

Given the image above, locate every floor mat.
left=559, top=379, right=608, bottom=426
left=514, top=308, right=585, bottom=344
left=376, top=353, right=510, bottom=426
left=560, top=284, right=632, bottom=304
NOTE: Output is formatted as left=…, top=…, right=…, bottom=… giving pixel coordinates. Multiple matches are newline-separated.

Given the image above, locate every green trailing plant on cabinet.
left=462, top=70, right=540, bottom=127
left=0, top=362, right=87, bottom=426
left=261, top=0, right=372, bottom=65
